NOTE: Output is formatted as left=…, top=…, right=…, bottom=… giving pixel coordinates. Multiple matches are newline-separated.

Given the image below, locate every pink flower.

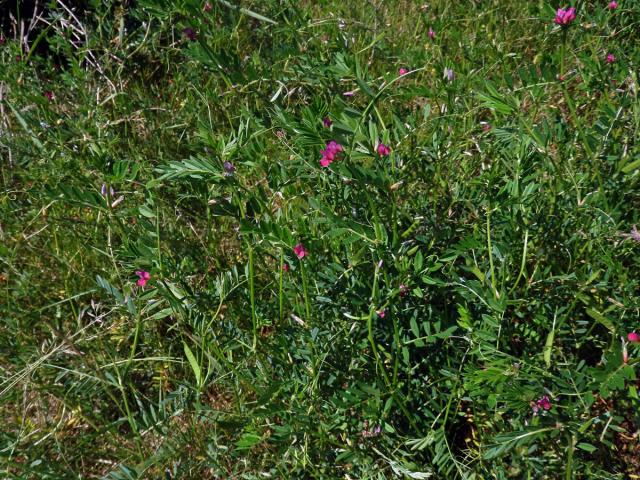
left=606, top=53, right=615, bottom=64
left=44, top=91, right=54, bottom=102
left=399, top=284, right=408, bottom=297
left=428, top=28, right=435, bottom=40
left=343, top=90, right=355, bottom=97
left=532, top=395, right=552, bottom=414
left=554, top=7, right=576, bottom=26
left=320, top=140, right=343, bottom=167
left=293, top=243, right=307, bottom=259
left=323, top=117, right=332, bottom=128
left=399, top=67, right=408, bottom=76
left=282, top=263, right=290, bottom=272
left=135, top=270, right=150, bottom=287
left=628, top=332, right=640, bottom=343
left=538, top=395, right=552, bottom=410
left=482, top=122, right=492, bottom=132
left=376, top=143, right=391, bottom=156
left=537, top=395, right=552, bottom=410
left=377, top=309, right=386, bottom=318
left=607, top=1, right=618, bottom=9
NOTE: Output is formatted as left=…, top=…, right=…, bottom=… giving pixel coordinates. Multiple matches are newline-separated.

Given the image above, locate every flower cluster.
left=444, top=68, right=455, bottom=82
left=531, top=395, right=552, bottom=414
left=320, top=140, right=343, bottom=167
left=135, top=270, right=151, bottom=287
left=223, top=161, right=235, bottom=175
left=294, top=243, right=307, bottom=259
left=554, top=7, right=576, bottom=26
left=101, top=184, right=124, bottom=208
left=183, top=27, right=197, bottom=41
left=377, top=143, right=391, bottom=156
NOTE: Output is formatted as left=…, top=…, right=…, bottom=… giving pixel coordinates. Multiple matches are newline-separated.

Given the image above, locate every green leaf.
left=216, top=0, right=277, bottom=24
left=544, top=314, right=556, bottom=368
left=183, top=342, right=202, bottom=387
left=235, top=431, right=263, bottom=450
left=620, top=158, right=640, bottom=174
left=576, top=442, right=597, bottom=453
left=96, top=275, right=124, bottom=303
left=586, top=308, right=614, bottom=332
left=5, top=100, right=44, bottom=151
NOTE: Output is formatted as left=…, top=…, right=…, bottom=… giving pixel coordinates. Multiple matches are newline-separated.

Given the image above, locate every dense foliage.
left=1, top=0, right=639, bottom=478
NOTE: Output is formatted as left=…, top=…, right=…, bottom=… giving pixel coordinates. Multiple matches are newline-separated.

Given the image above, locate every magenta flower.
left=343, top=90, right=355, bottom=97
left=532, top=395, right=552, bottom=414
left=428, top=27, right=435, bottom=40
left=320, top=140, right=343, bottom=167
left=537, top=395, right=552, bottom=410
left=183, top=27, right=197, bottom=41
left=282, top=263, right=290, bottom=272
left=628, top=332, right=640, bottom=343
left=135, top=270, right=151, bottom=287
left=608, top=1, right=618, bottom=9
left=293, top=243, right=307, bottom=259
left=322, top=117, right=332, bottom=128
left=399, top=67, right=408, bottom=76
left=44, top=91, right=54, bottom=102
left=606, top=53, right=616, bottom=64
left=376, top=143, right=391, bottom=156
left=554, top=7, right=576, bottom=26
left=377, top=309, right=386, bottom=318
left=399, top=284, right=408, bottom=297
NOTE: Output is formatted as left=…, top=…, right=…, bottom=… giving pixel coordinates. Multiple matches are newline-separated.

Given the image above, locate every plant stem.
left=248, top=243, right=257, bottom=349
left=300, top=259, right=311, bottom=323
left=279, top=248, right=284, bottom=325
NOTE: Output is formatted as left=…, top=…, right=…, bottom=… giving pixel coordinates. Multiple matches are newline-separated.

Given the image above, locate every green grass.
left=1, top=0, right=640, bottom=478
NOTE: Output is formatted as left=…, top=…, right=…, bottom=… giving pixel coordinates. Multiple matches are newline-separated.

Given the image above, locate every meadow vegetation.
left=1, top=0, right=639, bottom=478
